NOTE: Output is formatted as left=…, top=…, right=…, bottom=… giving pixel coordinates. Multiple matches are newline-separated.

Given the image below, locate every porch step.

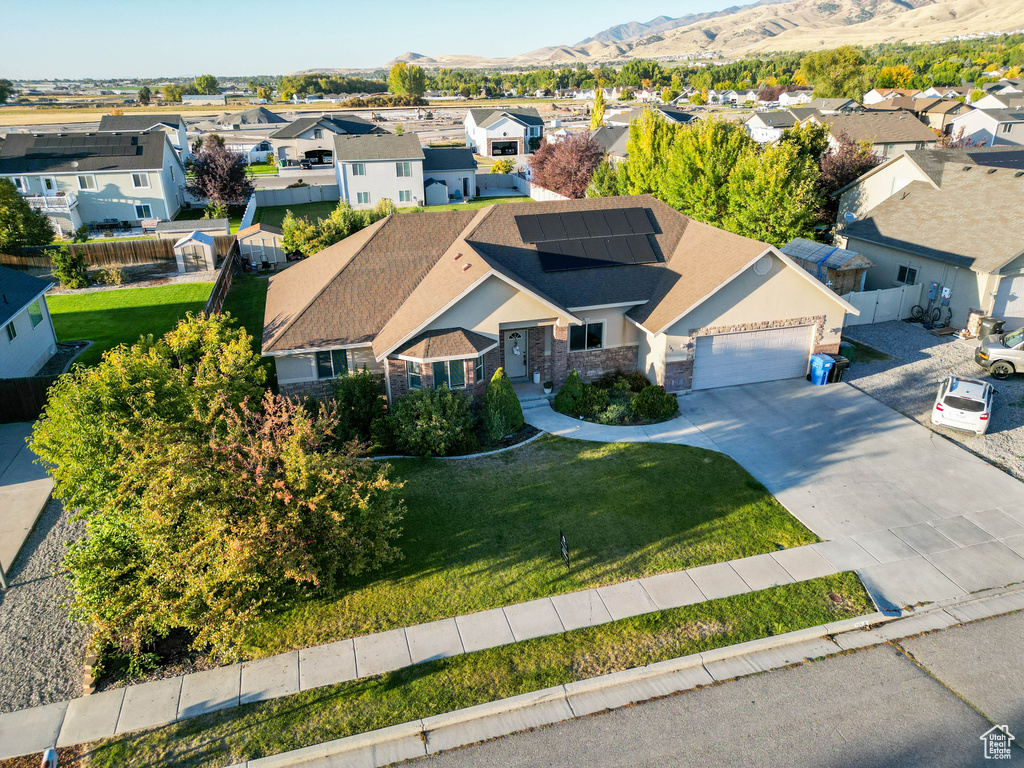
left=519, top=397, right=554, bottom=410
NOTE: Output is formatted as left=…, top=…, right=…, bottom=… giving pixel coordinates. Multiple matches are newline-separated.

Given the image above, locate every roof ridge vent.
left=988, top=168, right=998, bottom=174
left=963, top=166, right=972, bottom=171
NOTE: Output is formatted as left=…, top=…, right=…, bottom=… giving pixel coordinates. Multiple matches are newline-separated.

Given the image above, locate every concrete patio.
left=0, top=423, right=53, bottom=584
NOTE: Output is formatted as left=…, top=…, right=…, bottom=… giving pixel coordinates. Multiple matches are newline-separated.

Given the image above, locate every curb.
left=224, top=586, right=1024, bottom=768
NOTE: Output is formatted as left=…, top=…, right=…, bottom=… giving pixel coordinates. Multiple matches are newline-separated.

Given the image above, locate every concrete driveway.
left=0, top=423, right=53, bottom=579
left=527, top=379, right=1024, bottom=612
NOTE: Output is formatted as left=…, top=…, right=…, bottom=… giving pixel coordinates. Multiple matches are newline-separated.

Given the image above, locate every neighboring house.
left=98, top=114, right=189, bottom=161
left=422, top=146, right=477, bottom=204
left=835, top=146, right=1024, bottom=326
left=334, top=132, right=425, bottom=209
left=269, top=115, right=384, bottom=167
left=970, top=92, right=1024, bottom=111
left=810, top=111, right=938, bottom=159
left=0, top=266, right=57, bottom=378
left=803, top=98, right=862, bottom=115
left=863, top=88, right=922, bottom=105
left=208, top=107, right=289, bottom=129
left=949, top=109, right=1024, bottom=147
left=779, top=91, right=814, bottom=107
left=261, top=195, right=856, bottom=401
left=913, top=98, right=971, bottom=132
left=237, top=223, right=285, bottom=265
left=787, top=107, right=821, bottom=123
left=464, top=108, right=545, bottom=156
left=589, top=126, right=629, bottom=163
left=780, top=238, right=873, bottom=295
left=743, top=111, right=798, bottom=144
left=606, top=105, right=696, bottom=127
left=224, top=137, right=274, bottom=164
left=181, top=94, right=227, bottom=106
left=0, top=131, right=187, bottom=235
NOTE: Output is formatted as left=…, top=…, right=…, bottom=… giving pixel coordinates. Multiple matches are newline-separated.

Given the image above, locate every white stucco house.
left=779, top=91, right=813, bottom=107
left=334, top=133, right=426, bottom=209
left=0, top=130, right=187, bottom=236
left=743, top=111, right=798, bottom=144
left=0, top=267, right=57, bottom=379
left=949, top=108, right=1024, bottom=147
left=464, top=108, right=544, bottom=157
left=422, top=147, right=478, bottom=204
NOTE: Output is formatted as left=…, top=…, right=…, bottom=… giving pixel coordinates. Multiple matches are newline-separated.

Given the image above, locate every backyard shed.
left=781, top=238, right=873, bottom=295
left=237, top=223, right=285, bottom=265
left=173, top=231, right=217, bottom=273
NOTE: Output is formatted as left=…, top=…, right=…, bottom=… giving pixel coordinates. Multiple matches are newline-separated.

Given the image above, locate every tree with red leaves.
left=936, top=126, right=986, bottom=149
left=186, top=134, right=255, bottom=210
left=528, top=133, right=606, bottom=199
left=817, top=132, right=883, bottom=226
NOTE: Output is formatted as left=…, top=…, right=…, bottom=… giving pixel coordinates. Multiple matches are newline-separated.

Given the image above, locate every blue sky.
left=4, top=0, right=727, bottom=79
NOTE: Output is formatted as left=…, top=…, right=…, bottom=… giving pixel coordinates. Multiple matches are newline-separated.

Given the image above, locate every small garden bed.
left=553, top=369, right=679, bottom=425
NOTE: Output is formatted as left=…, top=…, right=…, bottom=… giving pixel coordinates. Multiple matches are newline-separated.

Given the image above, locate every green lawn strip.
left=396, top=196, right=532, bottom=214
left=88, top=574, right=871, bottom=768
left=48, top=283, right=214, bottom=367
left=220, top=274, right=274, bottom=384
left=841, top=338, right=891, bottom=364
left=246, top=165, right=279, bottom=177
left=244, top=437, right=818, bottom=657
left=252, top=196, right=532, bottom=229
left=173, top=205, right=246, bottom=233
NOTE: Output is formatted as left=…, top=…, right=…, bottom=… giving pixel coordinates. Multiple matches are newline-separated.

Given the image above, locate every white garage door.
left=994, top=276, right=1024, bottom=330
left=691, top=326, right=813, bottom=390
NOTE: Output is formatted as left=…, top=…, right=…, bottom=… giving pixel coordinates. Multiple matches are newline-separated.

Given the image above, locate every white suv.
left=931, top=376, right=994, bottom=435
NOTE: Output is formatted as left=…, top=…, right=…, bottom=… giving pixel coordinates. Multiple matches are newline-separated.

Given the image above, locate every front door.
left=504, top=331, right=527, bottom=378
left=40, top=177, right=57, bottom=196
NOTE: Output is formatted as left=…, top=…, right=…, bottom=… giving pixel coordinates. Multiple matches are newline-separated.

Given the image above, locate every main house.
left=836, top=147, right=1024, bottom=327
left=0, top=266, right=57, bottom=378
left=262, top=196, right=856, bottom=401
left=98, top=113, right=190, bottom=161
left=0, top=130, right=187, bottom=236
left=269, top=114, right=385, bottom=167
left=464, top=108, right=544, bottom=156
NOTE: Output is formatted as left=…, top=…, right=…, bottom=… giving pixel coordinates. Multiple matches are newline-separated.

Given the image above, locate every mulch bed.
left=0, top=746, right=81, bottom=768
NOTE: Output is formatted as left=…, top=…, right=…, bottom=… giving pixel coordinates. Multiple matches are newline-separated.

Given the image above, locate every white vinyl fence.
left=842, top=283, right=922, bottom=326
left=254, top=185, right=341, bottom=207
left=238, top=194, right=257, bottom=231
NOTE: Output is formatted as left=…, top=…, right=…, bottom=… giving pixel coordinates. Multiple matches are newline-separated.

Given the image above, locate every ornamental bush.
left=632, top=385, right=679, bottom=421
left=482, top=367, right=524, bottom=442
left=51, top=245, right=89, bottom=289
left=333, top=366, right=386, bottom=444
left=553, top=369, right=584, bottom=416
left=390, top=386, right=476, bottom=457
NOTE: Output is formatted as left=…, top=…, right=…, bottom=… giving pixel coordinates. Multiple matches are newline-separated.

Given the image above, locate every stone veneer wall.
left=497, top=327, right=551, bottom=383
left=552, top=325, right=569, bottom=386
left=279, top=379, right=337, bottom=400
left=566, top=345, right=640, bottom=383
left=663, top=359, right=694, bottom=392
left=385, top=351, right=498, bottom=405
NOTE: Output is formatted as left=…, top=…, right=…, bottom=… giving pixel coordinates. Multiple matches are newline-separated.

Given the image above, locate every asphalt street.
left=412, top=611, right=1024, bottom=768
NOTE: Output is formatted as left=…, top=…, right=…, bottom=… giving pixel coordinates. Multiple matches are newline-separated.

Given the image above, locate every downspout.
left=816, top=247, right=840, bottom=282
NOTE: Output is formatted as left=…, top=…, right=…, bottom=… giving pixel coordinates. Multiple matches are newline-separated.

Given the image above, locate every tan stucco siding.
left=837, top=155, right=930, bottom=224
left=636, top=326, right=666, bottom=386
left=662, top=253, right=846, bottom=354
left=567, top=306, right=639, bottom=349
left=274, top=346, right=382, bottom=384
left=425, top=275, right=559, bottom=335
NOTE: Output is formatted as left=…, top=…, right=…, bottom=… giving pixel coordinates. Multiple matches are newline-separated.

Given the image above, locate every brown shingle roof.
left=819, top=112, right=938, bottom=145
left=393, top=328, right=497, bottom=359
left=237, top=223, right=282, bottom=238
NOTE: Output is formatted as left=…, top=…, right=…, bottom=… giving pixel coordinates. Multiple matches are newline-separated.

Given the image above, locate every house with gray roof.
left=836, top=146, right=1024, bottom=326
left=606, top=105, right=696, bottom=128
left=810, top=111, right=938, bottom=159
left=269, top=114, right=385, bottom=167
left=0, top=266, right=57, bottom=378
left=589, top=126, right=629, bottom=162
left=743, top=111, right=798, bottom=144
left=98, top=114, right=188, bottom=160
left=422, top=147, right=477, bottom=205
left=950, top=108, right=1024, bottom=148
left=262, top=196, right=856, bottom=401
left=464, top=108, right=544, bottom=157
left=803, top=98, right=862, bottom=115
left=0, top=130, right=187, bottom=236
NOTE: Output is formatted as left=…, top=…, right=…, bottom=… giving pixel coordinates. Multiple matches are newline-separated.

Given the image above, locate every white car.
left=931, top=376, right=994, bottom=435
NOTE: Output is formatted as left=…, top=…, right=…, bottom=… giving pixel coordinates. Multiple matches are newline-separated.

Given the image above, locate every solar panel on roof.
left=623, top=207, right=655, bottom=235
left=515, top=215, right=544, bottom=243
left=625, top=235, right=657, bottom=264
left=560, top=212, right=590, bottom=239
left=536, top=213, right=568, bottom=242
left=602, top=208, right=631, bottom=236
left=581, top=210, right=611, bottom=237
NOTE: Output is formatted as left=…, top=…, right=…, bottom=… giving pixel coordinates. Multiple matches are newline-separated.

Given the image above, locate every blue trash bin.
left=809, top=353, right=834, bottom=386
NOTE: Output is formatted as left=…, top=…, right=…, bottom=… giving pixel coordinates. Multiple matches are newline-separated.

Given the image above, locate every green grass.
left=220, top=274, right=268, bottom=354
left=244, top=436, right=819, bottom=657
left=252, top=196, right=533, bottom=229
left=48, top=283, right=214, bottom=367
left=841, top=338, right=891, bottom=364
left=89, top=574, right=871, bottom=768
left=246, top=164, right=279, bottom=177
left=173, top=205, right=246, bottom=234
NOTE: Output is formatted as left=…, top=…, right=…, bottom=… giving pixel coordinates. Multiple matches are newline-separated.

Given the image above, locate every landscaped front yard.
left=48, top=283, right=214, bottom=367
left=244, top=436, right=819, bottom=657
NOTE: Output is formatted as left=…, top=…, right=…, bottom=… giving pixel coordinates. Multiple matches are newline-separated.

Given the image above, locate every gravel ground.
left=0, top=498, right=89, bottom=715
left=844, top=320, right=1024, bottom=481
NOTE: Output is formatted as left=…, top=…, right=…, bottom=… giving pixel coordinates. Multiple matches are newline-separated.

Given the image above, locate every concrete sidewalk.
left=0, top=423, right=53, bottom=580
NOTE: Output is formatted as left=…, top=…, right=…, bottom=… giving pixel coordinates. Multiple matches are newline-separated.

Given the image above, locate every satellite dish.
left=844, top=212, right=856, bottom=223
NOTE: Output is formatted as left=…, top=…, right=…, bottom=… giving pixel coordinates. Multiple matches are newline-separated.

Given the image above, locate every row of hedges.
left=553, top=369, right=678, bottom=425
left=333, top=366, right=525, bottom=457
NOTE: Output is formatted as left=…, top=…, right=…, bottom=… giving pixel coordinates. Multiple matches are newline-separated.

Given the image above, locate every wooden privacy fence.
left=0, top=376, right=60, bottom=424
left=204, top=241, right=239, bottom=316
left=0, top=236, right=238, bottom=270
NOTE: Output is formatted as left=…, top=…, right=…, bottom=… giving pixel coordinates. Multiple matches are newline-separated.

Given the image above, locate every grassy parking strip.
left=88, top=573, right=871, bottom=768
left=245, top=437, right=818, bottom=657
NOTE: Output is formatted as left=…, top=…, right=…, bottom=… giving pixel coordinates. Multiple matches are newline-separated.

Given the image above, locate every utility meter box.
left=940, top=285, right=952, bottom=306
left=928, top=281, right=940, bottom=301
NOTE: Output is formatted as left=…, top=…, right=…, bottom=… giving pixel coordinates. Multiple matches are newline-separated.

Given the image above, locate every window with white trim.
left=135, top=204, right=153, bottom=219
left=351, top=163, right=366, bottom=176
left=316, top=349, right=348, bottom=379
left=896, top=264, right=917, bottom=286
left=77, top=175, right=97, bottom=191
left=132, top=173, right=150, bottom=188
left=398, top=190, right=412, bottom=202
left=356, top=191, right=370, bottom=205
left=4, top=322, right=16, bottom=343
left=432, top=360, right=466, bottom=389
left=569, top=322, right=604, bottom=352
left=1001, top=123, right=1014, bottom=134
left=11, top=177, right=25, bottom=192
left=396, top=161, right=411, bottom=177
left=407, top=360, right=422, bottom=389
left=28, top=301, right=43, bottom=328
left=313, top=128, right=324, bottom=139
left=474, top=356, right=483, bottom=383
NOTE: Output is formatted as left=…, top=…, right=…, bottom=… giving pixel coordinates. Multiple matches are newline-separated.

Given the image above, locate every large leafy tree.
left=590, top=86, right=605, bottom=129
left=586, top=159, right=622, bottom=198
left=800, top=46, right=870, bottom=101
left=528, top=133, right=605, bottom=199
left=0, top=79, right=16, bottom=104
left=388, top=62, right=426, bottom=97
left=0, top=178, right=55, bottom=253
left=186, top=135, right=254, bottom=208
left=194, top=74, right=220, bottom=95
left=662, top=117, right=754, bottom=224
left=619, top=108, right=679, bottom=196
left=874, top=64, right=916, bottom=89
left=137, top=86, right=151, bottom=105
left=724, top=143, right=822, bottom=246
left=817, top=133, right=883, bottom=224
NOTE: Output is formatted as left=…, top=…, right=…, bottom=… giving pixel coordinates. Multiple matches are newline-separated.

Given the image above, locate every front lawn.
left=244, top=436, right=818, bottom=657
left=246, top=164, right=279, bottom=177
left=48, top=283, right=214, bottom=367
left=89, top=574, right=871, bottom=768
